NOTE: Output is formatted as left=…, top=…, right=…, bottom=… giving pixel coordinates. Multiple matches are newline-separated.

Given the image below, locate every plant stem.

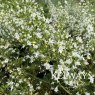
left=58, top=82, right=72, bottom=95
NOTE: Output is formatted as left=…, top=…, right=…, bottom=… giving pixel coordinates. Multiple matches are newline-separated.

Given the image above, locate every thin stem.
left=58, top=82, right=72, bottom=95
left=29, top=73, right=72, bottom=95
left=35, top=76, right=72, bottom=95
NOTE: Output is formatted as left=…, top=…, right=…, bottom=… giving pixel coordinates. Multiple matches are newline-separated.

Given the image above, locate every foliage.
left=1, top=0, right=95, bottom=95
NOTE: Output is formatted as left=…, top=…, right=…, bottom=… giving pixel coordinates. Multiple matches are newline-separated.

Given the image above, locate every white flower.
left=4, top=58, right=9, bottom=63
left=76, top=92, right=81, bottom=95
left=31, top=13, right=36, bottom=18
left=28, top=84, right=34, bottom=92
left=85, top=92, right=90, bottom=95
left=15, top=83, right=19, bottom=87
left=14, top=33, right=20, bottom=40
left=46, top=18, right=51, bottom=24
left=65, top=59, right=72, bottom=64
left=45, top=92, right=48, bottom=95
left=19, top=79, right=23, bottom=83
left=7, top=81, right=14, bottom=86
left=80, top=0, right=84, bottom=2
left=76, top=37, right=83, bottom=43
left=54, top=86, right=58, bottom=92
left=87, top=53, right=91, bottom=59
left=33, top=44, right=38, bottom=49
left=84, top=61, right=89, bottom=65
left=30, top=56, right=34, bottom=63
left=69, top=80, right=74, bottom=87
left=33, top=51, right=40, bottom=58
left=72, top=51, right=81, bottom=58
left=48, top=39, right=55, bottom=45
left=44, top=62, right=53, bottom=70
left=7, top=81, right=14, bottom=91
left=59, top=59, right=64, bottom=64
left=37, top=86, right=41, bottom=90
left=17, top=67, right=21, bottom=72
left=89, top=76, right=94, bottom=83
left=75, top=61, right=81, bottom=65
left=57, top=41, right=64, bottom=46
left=87, top=24, right=93, bottom=32
left=27, top=40, right=31, bottom=46
left=58, top=65, right=63, bottom=72
left=36, top=32, right=42, bottom=38
left=58, top=45, right=64, bottom=53
left=65, top=0, right=68, bottom=4
left=66, top=33, right=70, bottom=38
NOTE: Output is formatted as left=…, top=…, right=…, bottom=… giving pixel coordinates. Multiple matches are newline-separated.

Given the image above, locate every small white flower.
left=4, top=58, right=9, bottom=63
left=48, top=39, right=55, bottom=45
left=69, top=80, right=74, bottom=87
left=84, top=61, right=89, bottom=65
left=17, top=68, right=21, bottom=72
left=15, top=33, right=20, bottom=40
left=65, top=0, right=68, bottom=4
left=30, top=56, right=34, bottom=63
left=76, top=37, right=83, bottom=43
left=7, top=81, right=14, bottom=85
left=58, top=45, right=64, bottom=53
left=31, top=13, right=36, bottom=18
left=27, top=40, right=31, bottom=46
left=72, top=51, right=81, bottom=58
left=89, top=76, right=94, bottom=83
left=45, top=92, right=48, bottom=95
left=37, top=86, right=41, bottom=90
left=46, top=18, right=50, bottom=24
left=87, top=24, right=93, bottom=32
left=54, top=86, right=58, bottom=92
left=44, top=62, right=52, bottom=70
left=15, top=83, right=19, bottom=87
left=33, top=51, right=40, bottom=58
left=59, top=59, right=64, bottom=64
left=80, top=0, right=84, bottom=2
left=28, top=84, right=34, bottom=92
left=87, top=53, right=91, bottom=59
left=19, top=79, right=23, bottom=83
left=65, top=59, right=72, bottom=64
left=33, top=44, right=38, bottom=49
left=36, top=32, right=42, bottom=38
left=75, top=61, right=81, bottom=65
left=7, top=81, right=14, bottom=91
left=76, top=92, right=81, bottom=95
left=26, top=55, right=30, bottom=58
left=66, top=33, right=70, bottom=38
left=85, top=92, right=90, bottom=95
left=11, top=75, right=15, bottom=79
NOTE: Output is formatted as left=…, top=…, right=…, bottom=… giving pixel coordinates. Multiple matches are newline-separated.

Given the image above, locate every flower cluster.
left=0, top=0, right=95, bottom=95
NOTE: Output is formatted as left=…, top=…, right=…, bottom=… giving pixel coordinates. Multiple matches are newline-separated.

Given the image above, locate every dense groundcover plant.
left=1, top=0, right=95, bottom=95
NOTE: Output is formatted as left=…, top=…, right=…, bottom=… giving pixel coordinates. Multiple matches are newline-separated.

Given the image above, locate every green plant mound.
left=1, top=0, right=95, bottom=95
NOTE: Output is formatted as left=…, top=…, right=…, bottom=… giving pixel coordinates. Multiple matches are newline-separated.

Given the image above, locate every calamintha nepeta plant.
left=1, top=0, right=95, bottom=95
